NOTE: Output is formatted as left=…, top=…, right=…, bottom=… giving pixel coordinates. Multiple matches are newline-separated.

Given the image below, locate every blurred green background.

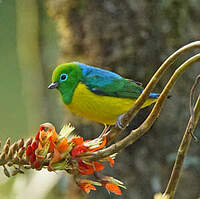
left=0, top=0, right=200, bottom=199
left=0, top=0, right=60, bottom=142
left=0, top=1, right=66, bottom=198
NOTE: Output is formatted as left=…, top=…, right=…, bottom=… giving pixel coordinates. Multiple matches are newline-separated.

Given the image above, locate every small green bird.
left=48, top=62, right=159, bottom=126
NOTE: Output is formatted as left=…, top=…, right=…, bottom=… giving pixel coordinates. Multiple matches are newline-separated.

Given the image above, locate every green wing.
left=84, top=78, right=144, bottom=99
left=78, top=62, right=144, bottom=99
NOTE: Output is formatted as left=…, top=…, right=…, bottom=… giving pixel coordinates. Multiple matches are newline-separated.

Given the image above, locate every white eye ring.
left=60, top=73, right=68, bottom=82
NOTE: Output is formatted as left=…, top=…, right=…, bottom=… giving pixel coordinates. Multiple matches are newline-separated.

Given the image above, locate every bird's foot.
left=116, top=114, right=129, bottom=130
left=99, top=125, right=111, bottom=138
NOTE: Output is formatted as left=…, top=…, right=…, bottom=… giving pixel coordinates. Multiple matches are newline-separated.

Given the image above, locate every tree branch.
left=163, top=76, right=200, bottom=199
left=106, top=41, right=200, bottom=144
left=85, top=53, right=200, bottom=161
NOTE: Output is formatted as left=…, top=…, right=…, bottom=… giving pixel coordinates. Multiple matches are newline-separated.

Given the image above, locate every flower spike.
left=0, top=123, right=125, bottom=196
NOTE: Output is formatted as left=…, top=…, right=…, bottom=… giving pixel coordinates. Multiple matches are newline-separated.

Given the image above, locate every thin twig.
left=190, top=74, right=200, bottom=121
left=189, top=74, right=200, bottom=142
left=163, top=77, right=200, bottom=199
left=106, top=41, right=200, bottom=144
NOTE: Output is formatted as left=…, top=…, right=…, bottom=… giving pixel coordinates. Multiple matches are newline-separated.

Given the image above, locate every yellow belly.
left=66, top=83, right=157, bottom=125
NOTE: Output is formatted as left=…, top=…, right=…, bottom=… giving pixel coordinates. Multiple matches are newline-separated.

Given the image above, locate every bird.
left=48, top=62, right=160, bottom=127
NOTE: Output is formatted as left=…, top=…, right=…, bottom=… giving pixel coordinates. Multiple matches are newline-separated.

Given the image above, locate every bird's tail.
left=149, top=92, right=172, bottom=99
left=141, top=90, right=171, bottom=99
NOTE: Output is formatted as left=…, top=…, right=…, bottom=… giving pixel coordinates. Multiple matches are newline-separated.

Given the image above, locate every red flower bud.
left=26, top=145, right=33, bottom=157
left=40, top=126, right=45, bottom=131
left=35, top=131, right=40, bottom=141
left=31, top=141, right=38, bottom=151
left=29, top=153, right=36, bottom=164
left=33, top=160, right=40, bottom=169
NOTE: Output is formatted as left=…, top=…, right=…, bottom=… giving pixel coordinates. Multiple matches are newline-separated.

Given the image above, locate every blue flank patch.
left=141, top=89, right=160, bottom=98
left=73, top=62, right=122, bottom=87
left=149, top=92, right=160, bottom=98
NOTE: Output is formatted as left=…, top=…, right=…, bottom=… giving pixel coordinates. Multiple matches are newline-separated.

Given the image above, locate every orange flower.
left=72, top=145, right=89, bottom=157
left=36, top=142, right=50, bottom=159
left=79, top=183, right=96, bottom=194
left=57, top=137, right=68, bottom=153
left=71, top=137, right=83, bottom=146
left=100, top=176, right=126, bottom=195
left=48, top=148, right=62, bottom=170
left=90, top=137, right=106, bottom=151
left=39, top=130, right=47, bottom=143
left=77, top=160, right=104, bottom=175
left=48, top=140, right=57, bottom=153
left=48, top=129, right=58, bottom=143
left=93, top=161, right=104, bottom=171
left=104, top=183, right=122, bottom=195
left=24, top=122, right=128, bottom=195
left=107, top=157, right=115, bottom=167
left=47, top=132, right=58, bottom=153
left=39, top=123, right=58, bottom=153
left=77, top=158, right=94, bottom=175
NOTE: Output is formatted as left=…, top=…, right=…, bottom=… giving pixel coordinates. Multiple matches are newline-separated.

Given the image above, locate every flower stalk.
left=0, top=123, right=125, bottom=195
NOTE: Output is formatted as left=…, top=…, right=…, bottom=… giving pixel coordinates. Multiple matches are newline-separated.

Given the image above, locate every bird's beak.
left=48, top=82, right=59, bottom=89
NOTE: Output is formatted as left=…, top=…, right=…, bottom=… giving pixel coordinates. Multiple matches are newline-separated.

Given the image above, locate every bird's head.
left=48, top=62, right=82, bottom=104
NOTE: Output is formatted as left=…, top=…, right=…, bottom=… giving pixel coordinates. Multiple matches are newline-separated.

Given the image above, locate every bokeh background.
left=0, top=0, right=200, bottom=199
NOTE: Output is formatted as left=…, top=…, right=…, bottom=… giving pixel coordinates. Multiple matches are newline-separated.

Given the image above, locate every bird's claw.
left=99, top=125, right=110, bottom=138
left=116, top=114, right=129, bottom=130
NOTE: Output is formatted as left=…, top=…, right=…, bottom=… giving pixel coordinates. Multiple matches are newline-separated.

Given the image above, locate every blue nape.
left=74, top=62, right=122, bottom=79
left=74, top=62, right=122, bottom=87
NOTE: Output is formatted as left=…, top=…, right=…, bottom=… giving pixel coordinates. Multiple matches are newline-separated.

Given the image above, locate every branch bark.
left=106, top=41, right=200, bottom=144
left=163, top=77, right=200, bottom=199
left=85, top=50, right=200, bottom=161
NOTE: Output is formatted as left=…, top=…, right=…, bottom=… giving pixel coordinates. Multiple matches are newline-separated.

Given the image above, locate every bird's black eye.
left=60, top=73, right=68, bottom=82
